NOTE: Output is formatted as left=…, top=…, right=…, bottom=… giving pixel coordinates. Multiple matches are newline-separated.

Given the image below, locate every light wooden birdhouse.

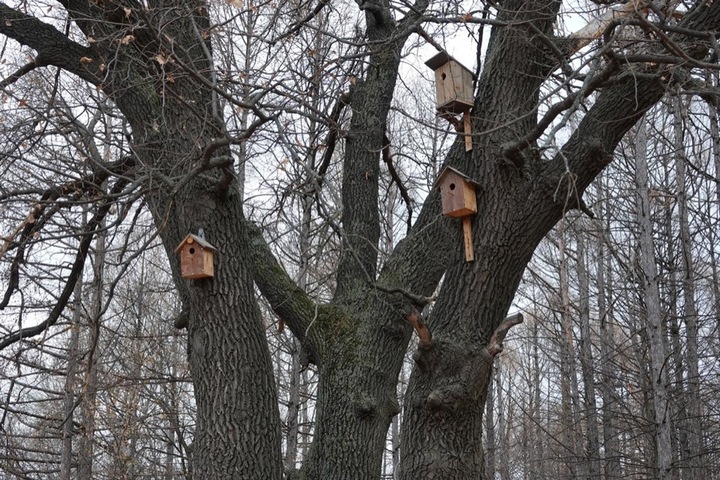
left=425, top=52, right=474, bottom=115
left=175, top=234, right=216, bottom=279
left=434, top=167, right=479, bottom=262
left=425, top=52, right=474, bottom=151
left=434, top=166, right=479, bottom=218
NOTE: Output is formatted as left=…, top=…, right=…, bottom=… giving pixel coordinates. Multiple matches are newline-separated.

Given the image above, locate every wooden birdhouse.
left=425, top=52, right=474, bottom=152
left=425, top=52, right=474, bottom=115
left=175, top=234, right=216, bottom=279
left=434, top=166, right=479, bottom=262
left=434, top=166, right=479, bottom=218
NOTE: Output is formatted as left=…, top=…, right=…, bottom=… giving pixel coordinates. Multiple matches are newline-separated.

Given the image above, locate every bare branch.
left=0, top=3, right=101, bottom=85
left=485, top=313, right=523, bottom=357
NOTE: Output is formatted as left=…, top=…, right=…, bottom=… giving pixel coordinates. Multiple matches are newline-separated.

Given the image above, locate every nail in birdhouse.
left=175, top=234, right=216, bottom=279
left=425, top=52, right=474, bottom=115
left=425, top=52, right=474, bottom=151
left=434, top=166, right=479, bottom=262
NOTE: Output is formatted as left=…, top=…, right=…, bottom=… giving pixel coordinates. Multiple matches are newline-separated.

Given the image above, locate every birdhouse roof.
left=425, top=51, right=474, bottom=76
left=174, top=234, right=217, bottom=254
left=433, top=166, right=480, bottom=190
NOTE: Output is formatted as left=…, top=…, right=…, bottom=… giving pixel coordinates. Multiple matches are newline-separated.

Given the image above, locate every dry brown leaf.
left=80, top=56, right=94, bottom=64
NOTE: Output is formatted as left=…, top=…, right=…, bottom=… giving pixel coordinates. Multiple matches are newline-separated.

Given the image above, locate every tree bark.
left=3, top=1, right=720, bottom=478
left=576, top=221, right=601, bottom=479
left=672, top=96, right=703, bottom=475
left=635, top=119, right=673, bottom=480
left=596, top=174, right=623, bottom=479
left=558, top=221, right=582, bottom=478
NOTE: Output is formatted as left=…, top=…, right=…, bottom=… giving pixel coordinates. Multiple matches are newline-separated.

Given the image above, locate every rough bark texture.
left=399, top=0, right=720, bottom=477
left=3, top=0, right=720, bottom=478
left=32, top=2, right=285, bottom=477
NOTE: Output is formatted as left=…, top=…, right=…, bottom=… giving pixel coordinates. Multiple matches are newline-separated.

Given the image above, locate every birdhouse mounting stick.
left=462, top=216, right=474, bottom=262
left=464, top=112, right=472, bottom=152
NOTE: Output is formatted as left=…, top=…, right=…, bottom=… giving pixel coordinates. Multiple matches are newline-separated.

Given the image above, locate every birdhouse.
left=174, top=234, right=216, bottom=279
left=425, top=52, right=474, bottom=115
left=434, top=167, right=479, bottom=262
left=433, top=166, right=479, bottom=218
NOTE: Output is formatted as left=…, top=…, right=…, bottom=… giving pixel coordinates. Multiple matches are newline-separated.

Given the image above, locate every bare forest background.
left=1, top=0, right=720, bottom=479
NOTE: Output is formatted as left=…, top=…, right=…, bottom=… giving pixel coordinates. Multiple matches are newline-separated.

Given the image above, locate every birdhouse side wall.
left=453, top=65, right=474, bottom=105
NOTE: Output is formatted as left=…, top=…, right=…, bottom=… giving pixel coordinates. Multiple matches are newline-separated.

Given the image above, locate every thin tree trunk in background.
left=499, top=371, right=512, bottom=480
left=596, top=175, right=622, bottom=479
left=558, top=222, right=581, bottom=478
left=60, top=235, right=85, bottom=480
left=659, top=152, right=684, bottom=480
left=576, top=222, right=601, bottom=479
left=635, top=119, right=673, bottom=480
left=391, top=367, right=402, bottom=480
left=485, top=366, right=497, bottom=480
left=77, top=215, right=105, bottom=479
left=532, top=318, right=545, bottom=479
left=673, top=96, right=703, bottom=476
left=708, top=71, right=720, bottom=380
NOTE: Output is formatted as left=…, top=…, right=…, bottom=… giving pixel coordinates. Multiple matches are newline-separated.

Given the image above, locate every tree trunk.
left=107, top=17, right=285, bottom=480
left=60, top=246, right=84, bottom=480
left=532, top=319, right=546, bottom=480
left=672, top=96, right=703, bottom=475
left=558, top=221, right=581, bottom=478
left=634, top=119, right=673, bottom=479
left=485, top=370, right=497, bottom=480
left=596, top=175, right=623, bottom=479
left=78, top=213, right=105, bottom=479
left=576, top=221, right=601, bottom=479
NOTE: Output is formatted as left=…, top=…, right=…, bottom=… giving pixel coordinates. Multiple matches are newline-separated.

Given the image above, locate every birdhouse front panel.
left=175, top=234, right=216, bottom=279
left=436, top=169, right=478, bottom=218
left=434, top=63, right=474, bottom=114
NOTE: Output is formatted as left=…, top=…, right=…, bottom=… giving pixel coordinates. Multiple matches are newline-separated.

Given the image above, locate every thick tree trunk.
left=400, top=2, right=561, bottom=476
left=99, top=10, right=284, bottom=478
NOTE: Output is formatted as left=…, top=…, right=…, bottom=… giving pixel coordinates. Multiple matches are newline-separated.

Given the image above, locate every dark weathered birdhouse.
left=174, top=234, right=216, bottom=279
left=425, top=52, right=474, bottom=114
left=433, top=166, right=479, bottom=218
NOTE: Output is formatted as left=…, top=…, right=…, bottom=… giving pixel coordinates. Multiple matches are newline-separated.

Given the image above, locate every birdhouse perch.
left=434, top=167, right=479, bottom=262
left=425, top=52, right=475, bottom=152
left=175, top=233, right=216, bottom=279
